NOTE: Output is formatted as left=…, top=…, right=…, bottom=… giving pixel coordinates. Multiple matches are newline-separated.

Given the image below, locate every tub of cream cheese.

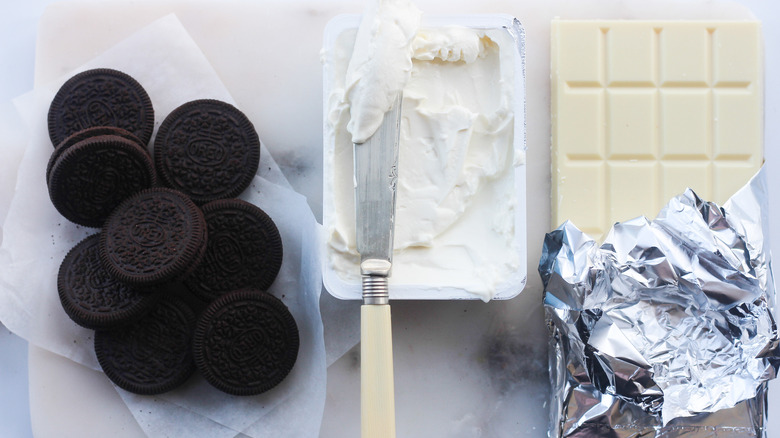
left=322, top=14, right=527, bottom=301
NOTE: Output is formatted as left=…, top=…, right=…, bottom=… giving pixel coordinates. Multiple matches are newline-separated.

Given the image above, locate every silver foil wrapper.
left=540, top=168, right=780, bottom=437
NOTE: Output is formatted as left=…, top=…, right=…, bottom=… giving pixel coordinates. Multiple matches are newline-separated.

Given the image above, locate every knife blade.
left=354, top=94, right=401, bottom=276
left=354, top=93, right=402, bottom=438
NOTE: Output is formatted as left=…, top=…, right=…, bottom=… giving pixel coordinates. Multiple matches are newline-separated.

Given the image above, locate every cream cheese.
left=325, top=18, right=521, bottom=301
left=344, top=0, right=421, bottom=144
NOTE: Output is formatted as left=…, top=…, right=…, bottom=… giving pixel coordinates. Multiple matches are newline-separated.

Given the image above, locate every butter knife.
left=354, top=94, right=402, bottom=438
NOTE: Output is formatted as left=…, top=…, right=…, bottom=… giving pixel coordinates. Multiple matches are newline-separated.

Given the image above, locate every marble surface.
left=2, top=0, right=780, bottom=437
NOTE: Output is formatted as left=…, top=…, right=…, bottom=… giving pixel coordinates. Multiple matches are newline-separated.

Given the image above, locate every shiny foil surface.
left=540, top=169, right=780, bottom=437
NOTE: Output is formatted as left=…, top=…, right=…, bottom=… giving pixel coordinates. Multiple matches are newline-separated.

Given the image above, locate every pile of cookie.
left=47, top=68, right=299, bottom=396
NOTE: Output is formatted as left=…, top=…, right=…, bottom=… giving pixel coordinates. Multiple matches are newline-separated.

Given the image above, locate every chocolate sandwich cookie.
left=47, top=135, right=156, bottom=228
left=154, top=99, right=260, bottom=204
left=58, top=234, right=161, bottom=330
left=94, top=296, right=197, bottom=395
left=100, top=188, right=207, bottom=287
left=47, top=126, right=146, bottom=184
left=192, top=289, right=299, bottom=396
left=48, top=68, right=154, bottom=146
left=184, top=199, right=283, bottom=303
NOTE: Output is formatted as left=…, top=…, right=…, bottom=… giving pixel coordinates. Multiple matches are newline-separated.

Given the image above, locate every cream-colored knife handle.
left=361, top=304, right=396, bottom=438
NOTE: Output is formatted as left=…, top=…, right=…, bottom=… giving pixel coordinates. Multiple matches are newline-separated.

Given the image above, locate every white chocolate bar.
left=551, top=20, right=763, bottom=240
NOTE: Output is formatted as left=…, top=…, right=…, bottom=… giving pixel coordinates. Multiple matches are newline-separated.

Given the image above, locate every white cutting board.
left=25, top=0, right=780, bottom=437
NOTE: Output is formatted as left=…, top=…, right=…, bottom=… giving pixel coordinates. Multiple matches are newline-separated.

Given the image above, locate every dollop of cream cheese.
left=344, top=0, right=422, bottom=144
left=325, top=13, right=520, bottom=301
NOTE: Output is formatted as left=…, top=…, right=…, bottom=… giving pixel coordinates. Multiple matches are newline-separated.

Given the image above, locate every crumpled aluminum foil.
left=540, top=168, right=780, bottom=437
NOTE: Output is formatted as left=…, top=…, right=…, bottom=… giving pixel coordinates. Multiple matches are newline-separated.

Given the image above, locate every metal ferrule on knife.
left=361, top=259, right=391, bottom=305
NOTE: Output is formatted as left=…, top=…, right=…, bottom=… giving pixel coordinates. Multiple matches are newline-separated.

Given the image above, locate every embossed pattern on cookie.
left=184, top=199, right=283, bottom=302
left=100, top=187, right=207, bottom=286
left=47, top=68, right=154, bottom=146
left=47, top=135, right=156, bottom=228
left=58, top=234, right=161, bottom=329
left=192, top=289, right=299, bottom=396
left=94, top=296, right=197, bottom=395
left=154, top=99, right=260, bottom=204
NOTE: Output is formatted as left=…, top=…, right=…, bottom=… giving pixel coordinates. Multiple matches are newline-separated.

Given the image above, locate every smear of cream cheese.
left=344, top=0, right=421, bottom=144
left=394, top=28, right=513, bottom=250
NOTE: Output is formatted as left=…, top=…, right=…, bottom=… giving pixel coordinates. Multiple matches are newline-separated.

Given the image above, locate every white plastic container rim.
left=321, top=13, right=528, bottom=300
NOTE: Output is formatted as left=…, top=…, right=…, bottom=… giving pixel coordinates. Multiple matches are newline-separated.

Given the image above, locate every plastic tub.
left=321, top=14, right=527, bottom=300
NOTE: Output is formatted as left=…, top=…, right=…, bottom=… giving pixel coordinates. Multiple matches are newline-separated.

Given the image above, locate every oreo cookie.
left=48, top=68, right=154, bottom=146
left=46, top=126, right=146, bottom=184
left=100, top=188, right=207, bottom=287
left=154, top=99, right=260, bottom=204
left=192, top=289, right=299, bottom=396
left=47, top=134, right=156, bottom=228
left=58, top=234, right=161, bottom=329
left=184, top=199, right=283, bottom=303
left=94, top=296, right=197, bottom=395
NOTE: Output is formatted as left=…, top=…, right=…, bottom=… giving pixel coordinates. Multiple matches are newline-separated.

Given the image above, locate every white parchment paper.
left=0, top=14, right=325, bottom=437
